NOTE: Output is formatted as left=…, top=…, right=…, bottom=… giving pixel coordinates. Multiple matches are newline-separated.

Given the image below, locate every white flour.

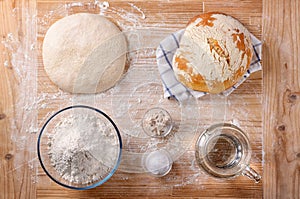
left=47, top=113, right=120, bottom=184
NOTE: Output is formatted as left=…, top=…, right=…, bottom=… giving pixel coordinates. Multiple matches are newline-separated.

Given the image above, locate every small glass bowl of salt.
left=142, top=149, right=173, bottom=177
left=37, top=105, right=122, bottom=190
left=142, top=107, right=173, bottom=138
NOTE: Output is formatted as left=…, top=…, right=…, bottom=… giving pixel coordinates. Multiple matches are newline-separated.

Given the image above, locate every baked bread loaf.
left=172, top=12, right=253, bottom=94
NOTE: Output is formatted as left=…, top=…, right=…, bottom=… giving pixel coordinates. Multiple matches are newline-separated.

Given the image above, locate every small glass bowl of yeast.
left=142, top=107, right=173, bottom=138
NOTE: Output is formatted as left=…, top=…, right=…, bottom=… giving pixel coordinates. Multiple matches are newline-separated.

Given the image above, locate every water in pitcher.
left=205, top=133, right=243, bottom=169
left=195, top=123, right=254, bottom=179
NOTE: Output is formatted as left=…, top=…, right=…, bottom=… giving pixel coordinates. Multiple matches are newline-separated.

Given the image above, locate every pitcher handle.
left=242, top=165, right=261, bottom=183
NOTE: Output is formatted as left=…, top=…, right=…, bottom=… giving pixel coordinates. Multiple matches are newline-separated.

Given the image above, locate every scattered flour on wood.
left=128, top=3, right=146, bottom=19
left=47, top=113, right=120, bottom=184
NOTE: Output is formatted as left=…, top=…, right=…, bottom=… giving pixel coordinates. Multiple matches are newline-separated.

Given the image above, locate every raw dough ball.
left=42, top=13, right=127, bottom=93
left=172, top=12, right=253, bottom=94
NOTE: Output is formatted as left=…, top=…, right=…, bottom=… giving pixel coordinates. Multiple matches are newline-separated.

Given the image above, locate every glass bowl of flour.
left=37, top=105, right=122, bottom=190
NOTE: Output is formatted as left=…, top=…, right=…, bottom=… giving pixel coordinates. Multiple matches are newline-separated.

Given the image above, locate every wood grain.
left=0, top=0, right=38, bottom=198
left=263, top=0, right=300, bottom=198
left=1, top=0, right=298, bottom=198
left=4, top=0, right=263, bottom=198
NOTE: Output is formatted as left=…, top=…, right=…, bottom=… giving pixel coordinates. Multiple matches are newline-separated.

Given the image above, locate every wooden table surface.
left=0, top=0, right=299, bottom=198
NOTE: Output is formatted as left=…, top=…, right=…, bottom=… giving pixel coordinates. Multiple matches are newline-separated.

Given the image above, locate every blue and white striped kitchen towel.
left=156, top=29, right=262, bottom=102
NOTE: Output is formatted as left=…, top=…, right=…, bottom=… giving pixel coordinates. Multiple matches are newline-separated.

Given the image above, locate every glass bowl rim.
left=37, top=105, right=122, bottom=190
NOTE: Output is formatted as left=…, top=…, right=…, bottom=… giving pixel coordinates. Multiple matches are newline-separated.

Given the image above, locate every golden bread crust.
left=173, top=12, right=253, bottom=94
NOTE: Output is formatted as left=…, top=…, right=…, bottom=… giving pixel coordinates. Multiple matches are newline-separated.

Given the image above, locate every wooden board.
left=0, top=0, right=298, bottom=198
left=263, top=0, right=300, bottom=198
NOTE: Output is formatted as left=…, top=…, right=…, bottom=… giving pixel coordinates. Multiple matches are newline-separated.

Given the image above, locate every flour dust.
left=47, top=112, right=120, bottom=184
